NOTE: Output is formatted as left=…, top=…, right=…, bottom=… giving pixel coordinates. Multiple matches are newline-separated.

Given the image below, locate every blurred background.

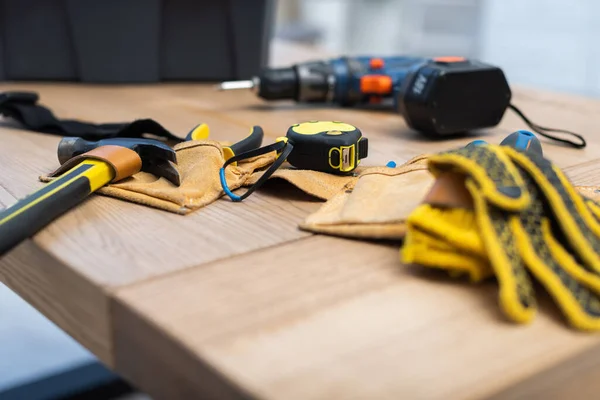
left=0, top=0, right=597, bottom=398
left=274, top=0, right=600, bottom=98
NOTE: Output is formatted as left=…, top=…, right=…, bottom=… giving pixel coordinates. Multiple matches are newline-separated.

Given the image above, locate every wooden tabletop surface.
left=2, top=41, right=600, bottom=399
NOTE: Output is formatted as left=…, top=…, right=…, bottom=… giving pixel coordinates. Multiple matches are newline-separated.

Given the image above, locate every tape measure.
left=220, top=120, right=369, bottom=201
left=278, top=121, right=368, bottom=173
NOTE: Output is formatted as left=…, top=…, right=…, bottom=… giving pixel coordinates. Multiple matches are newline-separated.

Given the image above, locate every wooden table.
left=2, top=41, right=600, bottom=400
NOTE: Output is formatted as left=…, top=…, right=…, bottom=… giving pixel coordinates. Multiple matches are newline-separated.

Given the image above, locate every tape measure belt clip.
left=328, top=144, right=356, bottom=172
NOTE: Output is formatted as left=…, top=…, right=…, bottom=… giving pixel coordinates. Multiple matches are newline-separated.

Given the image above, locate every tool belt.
left=40, top=139, right=361, bottom=214
left=401, top=143, right=600, bottom=331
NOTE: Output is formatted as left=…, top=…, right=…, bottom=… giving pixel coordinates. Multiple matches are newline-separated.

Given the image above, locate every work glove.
left=299, top=155, right=434, bottom=240
left=401, top=142, right=600, bottom=331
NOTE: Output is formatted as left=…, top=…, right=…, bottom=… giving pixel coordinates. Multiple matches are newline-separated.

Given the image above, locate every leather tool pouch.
left=41, top=140, right=360, bottom=214
left=299, top=155, right=434, bottom=240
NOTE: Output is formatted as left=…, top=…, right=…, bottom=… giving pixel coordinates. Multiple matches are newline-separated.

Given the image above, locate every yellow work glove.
left=299, top=155, right=434, bottom=240
left=402, top=143, right=600, bottom=331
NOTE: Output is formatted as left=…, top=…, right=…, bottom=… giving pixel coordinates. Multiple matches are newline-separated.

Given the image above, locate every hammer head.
left=58, top=137, right=181, bottom=186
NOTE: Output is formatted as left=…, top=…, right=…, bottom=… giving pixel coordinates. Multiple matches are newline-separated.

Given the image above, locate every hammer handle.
left=0, top=160, right=114, bottom=257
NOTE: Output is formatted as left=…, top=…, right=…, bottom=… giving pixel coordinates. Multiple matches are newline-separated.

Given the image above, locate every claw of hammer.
left=57, top=137, right=181, bottom=186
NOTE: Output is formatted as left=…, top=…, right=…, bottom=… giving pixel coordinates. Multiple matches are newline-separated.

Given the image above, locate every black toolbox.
left=0, top=0, right=274, bottom=82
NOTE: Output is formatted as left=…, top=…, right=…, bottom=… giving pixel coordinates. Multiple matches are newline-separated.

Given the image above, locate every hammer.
left=0, top=138, right=180, bottom=256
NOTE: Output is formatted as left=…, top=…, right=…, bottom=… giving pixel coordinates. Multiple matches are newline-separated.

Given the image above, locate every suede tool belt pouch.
left=41, top=140, right=362, bottom=214
left=300, top=152, right=600, bottom=242
left=41, top=140, right=273, bottom=214
left=401, top=143, right=600, bottom=331
left=299, top=155, right=434, bottom=240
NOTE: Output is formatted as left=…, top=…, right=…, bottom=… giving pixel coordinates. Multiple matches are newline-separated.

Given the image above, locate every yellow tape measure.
left=220, top=120, right=369, bottom=202
left=277, top=121, right=368, bottom=173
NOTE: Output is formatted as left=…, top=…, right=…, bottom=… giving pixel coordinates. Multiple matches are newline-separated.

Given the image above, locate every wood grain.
left=114, top=236, right=600, bottom=400
left=487, top=343, right=600, bottom=400
left=0, top=184, right=17, bottom=208
left=564, top=158, right=600, bottom=185
left=113, top=295, right=254, bottom=400
left=29, top=189, right=320, bottom=287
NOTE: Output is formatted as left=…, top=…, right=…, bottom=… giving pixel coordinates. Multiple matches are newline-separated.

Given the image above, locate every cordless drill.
left=219, top=56, right=512, bottom=137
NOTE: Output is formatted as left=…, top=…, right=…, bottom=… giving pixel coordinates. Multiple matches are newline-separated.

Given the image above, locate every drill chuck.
left=220, top=62, right=333, bottom=103
left=256, top=66, right=298, bottom=100
left=219, top=67, right=298, bottom=100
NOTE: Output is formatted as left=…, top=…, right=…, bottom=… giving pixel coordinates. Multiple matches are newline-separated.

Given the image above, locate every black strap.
left=221, top=140, right=294, bottom=201
left=0, top=91, right=182, bottom=141
left=508, top=103, right=586, bottom=149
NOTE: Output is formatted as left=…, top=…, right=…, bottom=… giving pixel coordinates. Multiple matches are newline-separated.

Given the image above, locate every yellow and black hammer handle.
left=0, top=146, right=142, bottom=257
